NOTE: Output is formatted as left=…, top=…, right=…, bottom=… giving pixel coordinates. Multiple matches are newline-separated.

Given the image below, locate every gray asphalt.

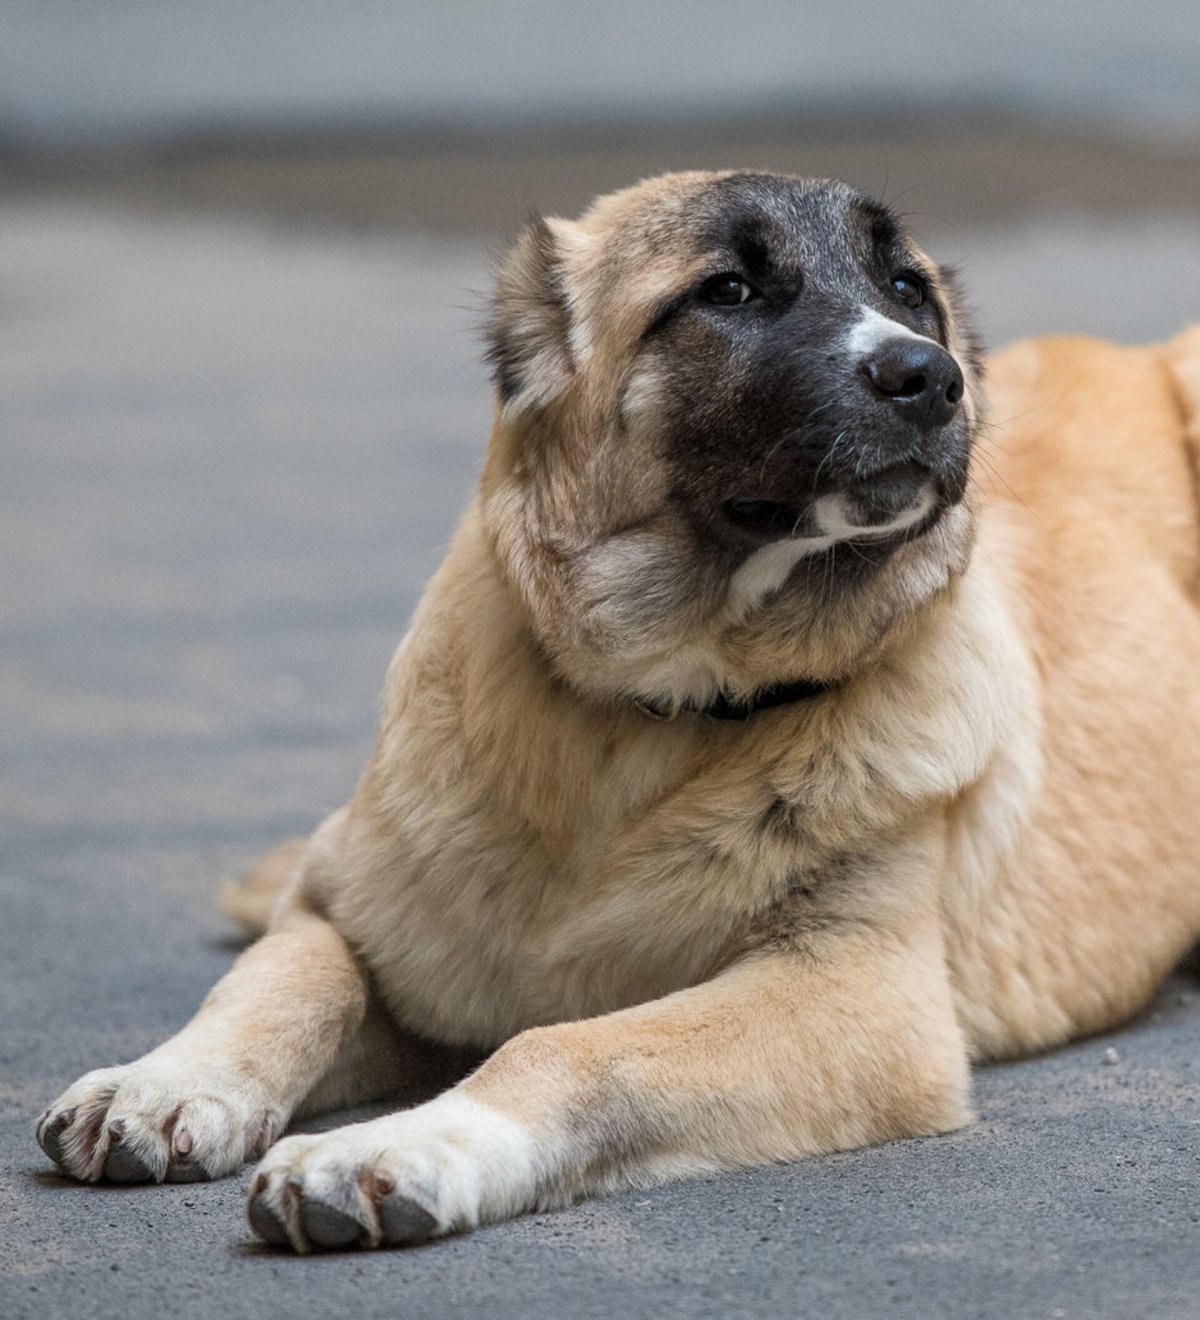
left=3, top=178, right=1200, bottom=1319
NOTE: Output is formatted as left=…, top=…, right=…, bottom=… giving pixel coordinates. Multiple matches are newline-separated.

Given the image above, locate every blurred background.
left=6, top=1, right=1200, bottom=318
left=4, top=6, right=1200, bottom=1315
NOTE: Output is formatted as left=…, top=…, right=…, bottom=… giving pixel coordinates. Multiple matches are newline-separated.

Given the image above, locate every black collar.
left=632, top=675, right=838, bottom=722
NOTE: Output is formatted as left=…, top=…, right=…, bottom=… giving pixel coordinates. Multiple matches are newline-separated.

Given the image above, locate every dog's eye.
left=700, top=274, right=758, bottom=306
left=891, top=274, right=926, bottom=310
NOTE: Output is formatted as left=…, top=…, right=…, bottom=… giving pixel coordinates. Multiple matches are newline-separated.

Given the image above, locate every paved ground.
left=2, top=159, right=1200, bottom=1319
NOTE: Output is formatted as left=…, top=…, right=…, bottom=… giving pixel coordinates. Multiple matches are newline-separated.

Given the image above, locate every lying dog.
left=36, top=171, right=1200, bottom=1253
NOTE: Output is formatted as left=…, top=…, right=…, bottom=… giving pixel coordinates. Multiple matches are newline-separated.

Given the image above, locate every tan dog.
left=36, top=171, right=1200, bottom=1253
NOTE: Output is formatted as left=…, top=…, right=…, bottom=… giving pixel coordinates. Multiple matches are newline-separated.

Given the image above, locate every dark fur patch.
left=760, top=795, right=801, bottom=841
left=624, top=176, right=978, bottom=571
left=786, top=870, right=818, bottom=901
left=731, top=850, right=873, bottom=956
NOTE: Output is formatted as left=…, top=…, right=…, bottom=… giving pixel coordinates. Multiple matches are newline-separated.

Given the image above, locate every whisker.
left=970, top=449, right=1034, bottom=516
left=812, top=430, right=850, bottom=492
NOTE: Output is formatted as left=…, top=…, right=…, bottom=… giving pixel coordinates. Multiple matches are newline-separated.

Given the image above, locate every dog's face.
left=481, top=171, right=983, bottom=708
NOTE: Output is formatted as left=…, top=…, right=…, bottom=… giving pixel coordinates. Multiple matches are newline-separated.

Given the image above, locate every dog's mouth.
left=723, top=462, right=938, bottom=543
left=839, top=462, right=935, bottom=528
left=722, top=497, right=811, bottom=538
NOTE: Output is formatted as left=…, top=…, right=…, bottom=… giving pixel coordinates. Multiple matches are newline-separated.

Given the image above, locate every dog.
left=36, top=170, right=1200, bottom=1253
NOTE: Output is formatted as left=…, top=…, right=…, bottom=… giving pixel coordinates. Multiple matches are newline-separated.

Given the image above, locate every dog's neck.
left=477, top=479, right=978, bottom=720
left=629, top=674, right=839, bottom=722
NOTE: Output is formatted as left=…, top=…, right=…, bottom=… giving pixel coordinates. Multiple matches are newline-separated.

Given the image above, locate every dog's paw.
left=36, top=1058, right=282, bottom=1184
left=246, top=1093, right=540, bottom=1252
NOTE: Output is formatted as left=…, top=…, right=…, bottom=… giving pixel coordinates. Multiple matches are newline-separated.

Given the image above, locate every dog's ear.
left=486, top=217, right=585, bottom=412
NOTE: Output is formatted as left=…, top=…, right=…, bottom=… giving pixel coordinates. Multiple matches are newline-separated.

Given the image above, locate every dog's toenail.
left=174, top=1128, right=193, bottom=1155
left=378, top=1194, right=437, bottom=1246
left=301, top=1200, right=364, bottom=1250
left=107, top=1118, right=126, bottom=1141
left=247, top=1192, right=290, bottom=1247
left=39, top=1108, right=76, bottom=1165
left=166, top=1155, right=212, bottom=1183
left=358, top=1167, right=395, bottom=1200
left=103, top=1144, right=154, bottom=1184
left=250, top=1118, right=274, bottom=1159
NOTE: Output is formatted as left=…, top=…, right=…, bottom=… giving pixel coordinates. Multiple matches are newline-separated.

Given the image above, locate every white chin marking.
left=844, top=305, right=940, bottom=358
left=727, top=488, right=935, bottom=610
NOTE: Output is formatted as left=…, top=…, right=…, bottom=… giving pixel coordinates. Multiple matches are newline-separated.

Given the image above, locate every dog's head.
left=480, top=171, right=983, bottom=710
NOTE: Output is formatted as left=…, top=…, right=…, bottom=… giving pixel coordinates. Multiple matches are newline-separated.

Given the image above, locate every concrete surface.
left=3, top=179, right=1200, bottom=1319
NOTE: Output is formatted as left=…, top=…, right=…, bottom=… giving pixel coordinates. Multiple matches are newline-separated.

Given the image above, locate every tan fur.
left=219, top=837, right=307, bottom=935
left=38, top=172, right=1200, bottom=1253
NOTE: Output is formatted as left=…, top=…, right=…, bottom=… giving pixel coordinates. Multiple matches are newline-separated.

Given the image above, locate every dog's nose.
left=862, top=340, right=964, bottom=429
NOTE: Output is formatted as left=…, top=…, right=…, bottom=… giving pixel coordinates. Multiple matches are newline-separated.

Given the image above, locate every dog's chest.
left=334, top=742, right=812, bottom=1049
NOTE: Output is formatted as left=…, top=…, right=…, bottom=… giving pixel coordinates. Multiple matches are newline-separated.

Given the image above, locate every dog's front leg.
left=36, top=903, right=397, bottom=1184
left=247, top=908, right=970, bottom=1251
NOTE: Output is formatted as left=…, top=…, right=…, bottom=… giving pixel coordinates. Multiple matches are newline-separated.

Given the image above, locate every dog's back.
left=945, top=329, right=1200, bottom=1058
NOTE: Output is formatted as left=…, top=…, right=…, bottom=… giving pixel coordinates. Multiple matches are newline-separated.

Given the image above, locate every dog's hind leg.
left=35, top=895, right=400, bottom=1186
left=244, top=893, right=971, bottom=1251
left=218, top=836, right=310, bottom=938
